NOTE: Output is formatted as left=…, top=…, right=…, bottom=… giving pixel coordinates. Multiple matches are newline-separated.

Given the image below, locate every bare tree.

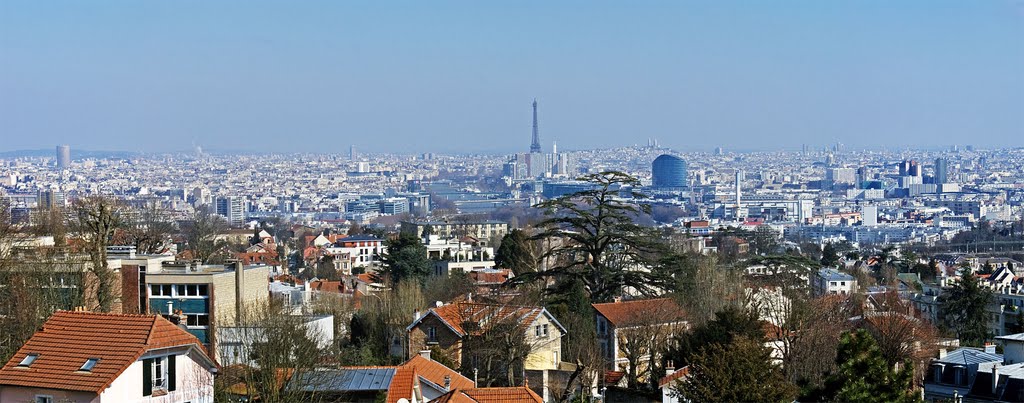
left=70, top=196, right=125, bottom=312
left=615, top=300, right=687, bottom=389
left=182, top=206, right=229, bottom=263
left=122, top=201, right=177, bottom=254
left=214, top=298, right=334, bottom=403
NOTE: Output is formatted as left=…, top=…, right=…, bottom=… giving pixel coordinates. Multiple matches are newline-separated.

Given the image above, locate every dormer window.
left=79, top=358, right=100, bottom=372
left=18, top=354, right=39, bottom=367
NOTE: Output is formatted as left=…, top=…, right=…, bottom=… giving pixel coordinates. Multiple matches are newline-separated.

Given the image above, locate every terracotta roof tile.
left=421, top=303, right=548, bottom=336
left=592, top=298, right=687, bottom=327
left=0, top=310, right=210, bottom=394
left=658, top=366, right=690, bottom=388
left=386, top=366, right=416, bottom=403
left=402, top=355, right=474, bottom=390
left=434, top=387, right=544, bottom=403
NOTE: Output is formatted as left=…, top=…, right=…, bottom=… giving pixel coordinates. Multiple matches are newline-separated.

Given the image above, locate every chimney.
left=985, top=342, right=996, bottom=354
left=167, top=301, right=174, bottom=316
left=666, top=360, right=676, bottom=376
left=938, top=348, right=948, bottom=359
left=419, top=349, right=431, bottom=360
left=613, top=296, right=622, bottom=303
left=235, top=261, right=244, bottom=325
left=993, top=364, right=1000, bottom=395
left=443, top=375, right=451, bottom=391
left=413, top=310, right=421, bottom=322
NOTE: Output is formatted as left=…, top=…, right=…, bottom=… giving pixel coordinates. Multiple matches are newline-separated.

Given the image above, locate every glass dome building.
left=652, top=154, right=688, bottom=189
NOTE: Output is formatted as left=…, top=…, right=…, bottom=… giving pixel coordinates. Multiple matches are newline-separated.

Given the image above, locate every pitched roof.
left=592, top=298, right=687, bottom=327
left=433, top=387, right=544, bottom=403
left=658, top=366, right=690, bottom=388
left=409, top=303, right=565, bottom=337
left=402, top=355, right=474, bottom=391
left=0, top=310, right=211, bottom=394
left=386, top=366, right=416, bottom=403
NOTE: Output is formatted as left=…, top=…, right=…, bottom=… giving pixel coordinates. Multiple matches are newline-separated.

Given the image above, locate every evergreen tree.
left=514, top=171, right=667, bottom=302
left=821, top=242, right=840, bottom=268
left=494, top=229, right=536, bottom=276
left=806, top=329, right=918, bottom=403
left=673, top=337, right=797, bottom=403
left=939, top=266, right=993, bottom=346
left=377, top=233, right=431, bottom=285
left=666, top=306, right=765, bottom=367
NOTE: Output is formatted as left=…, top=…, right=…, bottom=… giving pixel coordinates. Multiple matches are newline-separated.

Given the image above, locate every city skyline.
left=2, top=1, right=1022, bottom=154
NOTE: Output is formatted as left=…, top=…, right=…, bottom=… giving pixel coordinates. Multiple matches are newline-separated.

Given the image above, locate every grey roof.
left=997, top=333, right=1024, bottom=342
left=938, top=348, right=1002, bottom=365
left=289, top=368, right=395, bottom=392
left=818, top=268, right=855, bottom=282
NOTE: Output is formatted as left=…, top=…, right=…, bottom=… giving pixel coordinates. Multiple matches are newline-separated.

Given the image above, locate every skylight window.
left=79, top=358, right=100, bottom=372
left=18, top=354, right=39, bottom=367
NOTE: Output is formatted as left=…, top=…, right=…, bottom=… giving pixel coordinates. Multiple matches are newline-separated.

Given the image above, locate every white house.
left=0, top=310, right=217, bottom=403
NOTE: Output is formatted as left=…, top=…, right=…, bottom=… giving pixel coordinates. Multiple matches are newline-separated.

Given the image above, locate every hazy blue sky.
left=1, top=1, right=1022, bottom=154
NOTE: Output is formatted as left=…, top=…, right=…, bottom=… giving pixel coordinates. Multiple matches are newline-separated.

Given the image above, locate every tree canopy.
left=939, top=266, right=993, bottom=346
left=513, top=171, right=667, bottom=303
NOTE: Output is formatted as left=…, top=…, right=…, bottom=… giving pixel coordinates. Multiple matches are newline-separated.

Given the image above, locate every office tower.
left=56, top=145, right=71, bottom=169
left=530, top=99, right=542, bottom=153
left=37, top=189, right=66, bottom=210
left=735, top=170, right=744, bottom=219
left=856, top=166, right=869, bottom=189
left=935, top=158, right=949, bottom=183
left=215, top=196, right=246, bottom=226
left=862, top=205, right=878, bottom=226
left=716, top=147, right=724, bottom=156
left=349, top=145, right=356, bottom=161
left=899, top=159, right=921, bottom=177
left=651, top=154, right=688, bottom=189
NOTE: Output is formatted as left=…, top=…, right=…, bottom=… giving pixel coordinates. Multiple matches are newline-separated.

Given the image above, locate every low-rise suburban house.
left=593, top=298, right=688, bottom=377
left=813, top=267, right=858, bottom=296
left=922, top=339, right=1024, bottom=402
left=288, top=354, right=474, bottom=402
left=406, top=302, right=566, bottom=371
left=0, top=310, right=218, bottom=403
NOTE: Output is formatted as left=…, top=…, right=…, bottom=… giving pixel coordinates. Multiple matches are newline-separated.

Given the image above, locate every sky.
left=1, top=1, right=1022, bottom=154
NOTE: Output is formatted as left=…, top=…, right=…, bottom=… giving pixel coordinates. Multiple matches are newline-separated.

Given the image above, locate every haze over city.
left=5, top=3, right=1024, bottom=403
left=2, top=1, right=1022, bottom=154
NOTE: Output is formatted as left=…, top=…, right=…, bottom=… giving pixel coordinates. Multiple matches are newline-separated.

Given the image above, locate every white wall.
left=100, top=350, right=214, bottom=403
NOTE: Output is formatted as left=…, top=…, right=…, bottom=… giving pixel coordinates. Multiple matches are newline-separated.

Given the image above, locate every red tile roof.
left=592, top=298, right=687, bottom=327
left=658, top=366, right=690, bottom=388
left=309, top=280, right=346, bottom=293
left=386, top=366, right=416, bottom=403
left=0, top=310, right=211, bottom=394
left=402, top=355, right=474, bottom=390
left=433, top=387, right=544, bottom=403
left=419, top=303, right=550, bottom=337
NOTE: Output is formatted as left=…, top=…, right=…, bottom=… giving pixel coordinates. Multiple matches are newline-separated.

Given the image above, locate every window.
left=535, top=324, right=549, bottom=338
left=143, top=355, right=176, bottom=396
left=79, top=358, right=100, bottom=372
left=186, top=314, right=210, bottom=327
left=153, top=356, right=166, bottom=389
left=18, top=353, right=39, bottom=367
left=150, top=284, right=173, bottom=297
left=428, top=326, right=437, bottom=342
left=34, top=396, right=52, bottom=403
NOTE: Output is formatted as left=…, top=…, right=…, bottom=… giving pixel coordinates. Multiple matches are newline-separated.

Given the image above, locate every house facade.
left=406, top=302, right=566, bottom=371
left=593, top=298, right=688, bottom=375
left=0, top=310, right=217, bottom=403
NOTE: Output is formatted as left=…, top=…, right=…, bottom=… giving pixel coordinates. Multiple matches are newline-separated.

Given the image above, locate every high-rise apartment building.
left=935, top=158, right=949, bottom=184
left=652, top=154, right=688, bottom=189
left=215, top=196, right=246, bottom=226
left=56, top=145, right=71, bottom=169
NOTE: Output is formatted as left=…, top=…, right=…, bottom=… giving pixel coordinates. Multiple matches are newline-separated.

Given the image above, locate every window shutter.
left=142, top=358, right=153, bottom=396
left=167, top=355, right=177, bottom=391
